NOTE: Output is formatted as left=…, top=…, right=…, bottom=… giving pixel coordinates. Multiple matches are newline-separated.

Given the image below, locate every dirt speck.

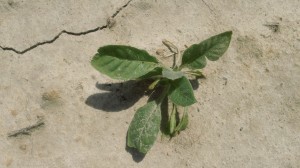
left=19, top=144, right=27, bottom=151
left=10, top=110, right=18, bottom=117
left=7, top=0, right=18, bottom=8
left=41, top=90, right=63, bottom=109
left=42, top=90, right=60, bottom=101
left=134, top=1, right=152, bottom=10
left=156, top=48, right=166, bottom=57
left=107, top=17, right=116, bottom=28
left=5, top=157, right=13, bottom=167
left=75, top=136, right=82, bottom=142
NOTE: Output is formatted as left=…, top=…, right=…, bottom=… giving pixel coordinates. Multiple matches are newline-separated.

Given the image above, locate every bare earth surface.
left=0, top=0, right=299, bottom=167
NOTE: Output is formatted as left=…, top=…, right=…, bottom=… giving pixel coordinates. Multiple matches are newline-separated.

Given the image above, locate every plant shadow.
left=85, top=80, right=153, bottom=112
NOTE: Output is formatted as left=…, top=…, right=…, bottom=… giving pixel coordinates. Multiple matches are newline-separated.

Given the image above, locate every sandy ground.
left=0, top=0, right=299, bottom=167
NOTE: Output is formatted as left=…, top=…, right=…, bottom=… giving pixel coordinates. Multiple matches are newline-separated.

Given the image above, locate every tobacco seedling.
left=91, top=31, right=232, bottom=154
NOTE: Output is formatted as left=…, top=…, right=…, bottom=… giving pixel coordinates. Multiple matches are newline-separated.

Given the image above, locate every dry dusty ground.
left=0, top=0, right=299, bottom=167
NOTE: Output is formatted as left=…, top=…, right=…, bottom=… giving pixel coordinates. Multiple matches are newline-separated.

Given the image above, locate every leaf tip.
left=227, top=30, right=233, bottom=34
left=224, top=31, right=233, bottom=40
left=223, top=30, right=233, bottom=36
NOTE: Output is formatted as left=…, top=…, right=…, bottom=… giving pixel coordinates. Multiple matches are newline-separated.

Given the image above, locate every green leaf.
left=138, top=67, right=162, bottom=79
left=91, top=45, right=160, bottom=80
left=181, top=31, right=232, bottom=69
left=162, top=68, right=185, bottom=80
left=168, top=104, right=177, bottom=135
left=168, top=76, right=197, bottom=107
left=174, top=108, right=188, bottom=132
left=127, top=101, right=161, bottom=154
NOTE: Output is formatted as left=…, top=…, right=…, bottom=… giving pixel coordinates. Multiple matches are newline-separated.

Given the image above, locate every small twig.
left=163, top=53, right=176, bottom=58
left=162, top=39, right=178, bottom=54
left=162, top=39, right=179, bottom=68
left=8, top=120, right=45, bottom=137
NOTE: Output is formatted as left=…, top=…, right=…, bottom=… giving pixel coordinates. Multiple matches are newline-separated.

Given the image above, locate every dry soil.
left=0, top=0, right=299, bottom=168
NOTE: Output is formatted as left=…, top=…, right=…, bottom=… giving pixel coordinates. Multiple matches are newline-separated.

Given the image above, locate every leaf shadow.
left=190, top=78, right=200, bottom=90
left=125, top=141, right=146, bottom=162
left=85, top=80, right=153, bottom=112
left=160, top=96, right=169, bottom=135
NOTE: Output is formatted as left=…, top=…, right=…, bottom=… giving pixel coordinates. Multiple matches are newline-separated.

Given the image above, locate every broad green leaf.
left=181, top=31, right=232, bottom=69
left=162, top=68, right=185, bottom=80
left=168, top=76, right=196, bottom=107
left=127, top=101, right=161, bottom=154
left=174, top=109, right=188, bottom=132
left=91, top=45, right=160, bottom=80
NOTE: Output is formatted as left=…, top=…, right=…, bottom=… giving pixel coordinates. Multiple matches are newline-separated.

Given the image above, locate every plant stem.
left=148, top=79, right=161, bottom=90
left=176, top=50, right=182, bottom=68
left=183, top=71, right=205, bottom=78
left=169, top=103, right=177, bottom=135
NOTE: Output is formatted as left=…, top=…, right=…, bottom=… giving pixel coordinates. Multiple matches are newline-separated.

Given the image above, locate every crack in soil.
left=0, top=0, right=132, bottom=54
left=201, top=0, right=216, bottom=15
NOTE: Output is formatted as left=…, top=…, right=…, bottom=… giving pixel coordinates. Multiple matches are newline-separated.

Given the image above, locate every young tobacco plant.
left=91, top=31, right=232, bottom=154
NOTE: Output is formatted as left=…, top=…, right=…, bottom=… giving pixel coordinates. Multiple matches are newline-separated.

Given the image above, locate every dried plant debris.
left=42, top=90, right=60, bottom=101
left=8, top=119, right=45, bottom=137
left=264, top=22, right=280, bottom=32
